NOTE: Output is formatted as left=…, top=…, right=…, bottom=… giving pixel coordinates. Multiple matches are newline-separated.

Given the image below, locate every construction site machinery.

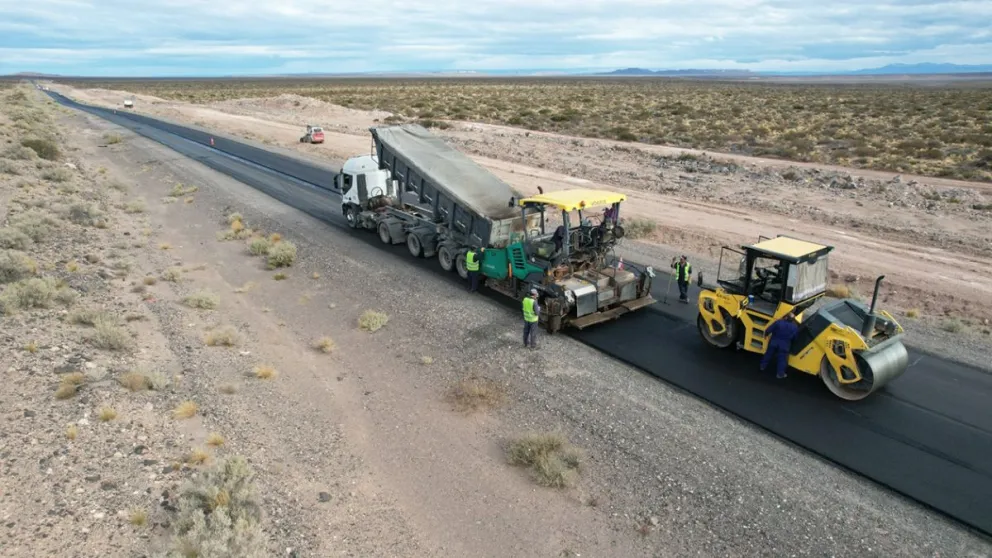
left=695, top=235, right=908, bottom=400
left=338, top=123, right=655, bottom=333
left=300, top=125, right=324, bottom=144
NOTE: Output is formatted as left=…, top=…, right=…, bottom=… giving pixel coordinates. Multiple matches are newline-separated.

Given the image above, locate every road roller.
left=695, top=235, right=908, bottom=400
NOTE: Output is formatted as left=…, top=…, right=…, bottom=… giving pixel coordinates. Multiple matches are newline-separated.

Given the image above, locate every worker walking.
left=761, top=312, right=800, bottom=379
left=465, top=248, right=482, bottom=292
left=670, top=255, right=692, bottom=303
left=522, top=288, right=540, bottom=349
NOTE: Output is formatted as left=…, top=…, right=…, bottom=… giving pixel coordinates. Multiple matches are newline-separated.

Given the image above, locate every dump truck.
left=338, top=124, right=656, bottom=333
left=696, top=235, right=908, bottom=400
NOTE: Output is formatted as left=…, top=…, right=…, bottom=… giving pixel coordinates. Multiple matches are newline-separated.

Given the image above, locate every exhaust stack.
left=861, top=275, right=885, bottom=338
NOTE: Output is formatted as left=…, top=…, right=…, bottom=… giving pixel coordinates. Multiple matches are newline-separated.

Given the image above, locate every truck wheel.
left=377, top=222, right=391, bottom=244
left=455, top=254, right=469, bottom=279
left=407, top=234, right=423, bottom=257
left=344, top=206, right=359, bottom=229
left=438, top=246, right=455, bottom=272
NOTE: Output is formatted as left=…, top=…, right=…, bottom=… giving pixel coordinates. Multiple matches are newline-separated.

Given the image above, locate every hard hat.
left=530, top=288, right=538, bottom=295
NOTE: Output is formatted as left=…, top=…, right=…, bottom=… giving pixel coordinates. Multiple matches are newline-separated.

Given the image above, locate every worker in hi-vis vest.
left=465, top=248, right=483, bottom=292
left=671, top=255, right=692, bottom=303
left=522, top=288, right=540, bottom=349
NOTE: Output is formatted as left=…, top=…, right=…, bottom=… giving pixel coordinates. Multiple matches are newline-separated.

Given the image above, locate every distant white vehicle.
left=123, top=98, right=134, bottom=109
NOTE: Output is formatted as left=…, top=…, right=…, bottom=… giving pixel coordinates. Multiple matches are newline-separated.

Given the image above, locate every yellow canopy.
left=749, top=236, right=830, bottom=259
left=518, top=189, right=626, bottom=212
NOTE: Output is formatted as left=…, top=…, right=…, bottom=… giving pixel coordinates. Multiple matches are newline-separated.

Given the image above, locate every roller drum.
left=821, top=336, right=909, bottom=401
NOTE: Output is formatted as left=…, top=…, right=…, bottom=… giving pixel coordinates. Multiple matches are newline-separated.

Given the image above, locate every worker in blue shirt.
left=760, top=312, right=800, bottom=379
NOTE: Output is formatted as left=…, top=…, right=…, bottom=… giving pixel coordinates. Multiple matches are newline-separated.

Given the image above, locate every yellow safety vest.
left=522, top=297, right=538, bottom=323
left=673, top=262, right=692, bottom=281
left=466, top=250, right=480, bottom=271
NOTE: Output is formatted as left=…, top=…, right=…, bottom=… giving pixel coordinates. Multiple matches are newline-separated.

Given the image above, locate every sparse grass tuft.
left=266, top=241, right=297, bottom=268
left=205, top=325, right=241, bottom=347
left=311, top=272, right=320, bottom=280
left=173, top=400, right=198, bottom=419
left=55, top=382, right=79, bottom=400
left=159, top=242, right=172, bottom=250
left=226, top=212, right=243, bottom=225
left=253, top=364, right=277, bottom=380
left=420, top=355, right=434, bottom=365
left=446, top=375, right=507, bottom=412
left=622, top=217, right=657, bottom=239
left=0, top=277, right=64, bottom=312
left=66, top=424, right=78, bottom=440
left=233, top=281, right=255, bottom=293
left=182, top=290, right=220, bottom=310
left=20, top=138, right=60, bottom=161
left=219, top=384, right=238, bottom=395
left=506, top=432, right=584, bottom=489
left=906, top=308, right=921, bottom=319
left=206, top=433, right=225, bottom=447
left=129, top=509, right=148, bottom=527
left=0, top=228, right=32, bottom=250
left=169, top=182, right=199, bottom=197
left=97, top=406, right=118, bottom=422
left=186, top=447, right=211, bottom=466
left=68, top=307, right=111, bottom=326
left=313, top=337, right=335, bottom=353
left=358, top=310, right=389, bottom=332
left=272, top=272, right=287, bottom=280
left=268, top=233, right=281, bottom=243
left=104, top=133, right=122, bottom=145
left=25, top=341, right=38, bottom=353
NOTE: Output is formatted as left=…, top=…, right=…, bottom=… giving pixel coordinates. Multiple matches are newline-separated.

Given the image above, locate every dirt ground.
left=46, top=84, right=992, bottom=370
left=5, top=85, right=991, bottom=556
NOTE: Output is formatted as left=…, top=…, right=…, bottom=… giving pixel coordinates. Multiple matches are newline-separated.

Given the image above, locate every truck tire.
left=344, top=205, right=359, bottom=229
left=438, top=246, right=455, bottom=272
left=407, top=233, right=423, bottom=257
left=455, top=253, right=469, bottom=279
left=378, top=222, right=391, bottom=244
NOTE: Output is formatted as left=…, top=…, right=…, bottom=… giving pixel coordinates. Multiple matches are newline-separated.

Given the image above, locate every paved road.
left=46, top=90, right=992, bottom=538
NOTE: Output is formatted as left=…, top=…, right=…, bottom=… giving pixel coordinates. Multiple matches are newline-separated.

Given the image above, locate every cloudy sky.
left=2, top=0, right=991, bottom=76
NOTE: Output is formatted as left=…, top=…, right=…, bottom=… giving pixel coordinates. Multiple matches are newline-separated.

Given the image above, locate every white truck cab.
left=338, top=155, right=393, bottom=204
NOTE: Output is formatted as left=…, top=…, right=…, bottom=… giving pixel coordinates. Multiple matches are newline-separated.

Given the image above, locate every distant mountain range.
left=595, top=63, right=992, bottom=77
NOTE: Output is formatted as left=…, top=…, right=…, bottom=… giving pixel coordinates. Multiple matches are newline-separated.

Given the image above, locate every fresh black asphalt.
left=45, top=90, right=992, bottom=538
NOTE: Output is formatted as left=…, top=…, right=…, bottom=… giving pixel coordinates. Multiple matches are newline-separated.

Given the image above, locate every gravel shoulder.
left=6, top=85, right=989, bottom=557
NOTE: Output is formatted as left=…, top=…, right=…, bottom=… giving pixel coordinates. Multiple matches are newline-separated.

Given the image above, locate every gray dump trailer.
left=339, top=124, right=539, bottom=275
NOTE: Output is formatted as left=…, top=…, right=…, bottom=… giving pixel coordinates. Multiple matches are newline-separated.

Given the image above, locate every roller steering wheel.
left=370, top=186, right=385, bottom=197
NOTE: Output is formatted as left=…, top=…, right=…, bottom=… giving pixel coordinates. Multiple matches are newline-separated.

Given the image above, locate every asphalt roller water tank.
left=821, top=336, right=909, bottom=401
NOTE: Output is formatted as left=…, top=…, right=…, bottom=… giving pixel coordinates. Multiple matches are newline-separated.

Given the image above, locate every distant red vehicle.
left=300, top=125, right=324, bottom=144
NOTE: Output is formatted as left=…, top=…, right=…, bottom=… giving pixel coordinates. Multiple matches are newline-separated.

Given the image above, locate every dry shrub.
left=0, top=249, right=37, bottom=283
left=41, top=166, right=72, bottom=183
left=506, top=432, right=584, bottom=489
left=104, top=133, right=122, bottom=145
left=253, top=364, right=277, bottom=380
left=68, top=307, right=112, bottom=326
left=268, top=233, right=281, bottom=243
left=226, top=212, right=243, bottom=225
left=905, top=308, right=921, bottom=318
left=312, top=337, right=335, bottom=353
left=66, top=202, right=105, bottom=226
left=55, top=372, right=88, bottom=400
left=183, top=290, right=220, bottom=310
left=119, top=371, right=151, bottom=392
left=446, top=375, right=507, bottom=412
left=20, top=138, right=60, bottom=161
left=87, top=316, right=134, bottom=351
left=0, top=228, right=32, bottom=250
left=266, top=241, right=297, bottom=268
left=97, top=406, right=118, bottom=422
left=247, top=236, right=271, bottom=256
left=622, top=217, right=657, bottom=239
left=205, top=325, right=242, bottom=347
left=358, top=310, right=389, bottom=332
left=272, top=272, right=287, bottom=281
left=826, top=284, right=851, bottom=298
left=143, top=275, right=158, bottom=285
left=66, top=425, right=78, bottom=440
left=170, top=183, right=198, bottom=197
left=170, top=455, right=265, bottom=558
left=125, top=199, right=147, bottom=213
left=0, top=276, right=61, bottom=312
left=10, top=210, right=58, bottom=242
left=206, top=433, right=225, bottom=447
left=173, top=401, right=198, bottom=419
left=161, top=267, right=183, bottom=282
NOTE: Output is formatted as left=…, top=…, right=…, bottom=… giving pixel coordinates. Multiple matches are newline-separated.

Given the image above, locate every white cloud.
left=0, top=0, right=990, bottom=74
